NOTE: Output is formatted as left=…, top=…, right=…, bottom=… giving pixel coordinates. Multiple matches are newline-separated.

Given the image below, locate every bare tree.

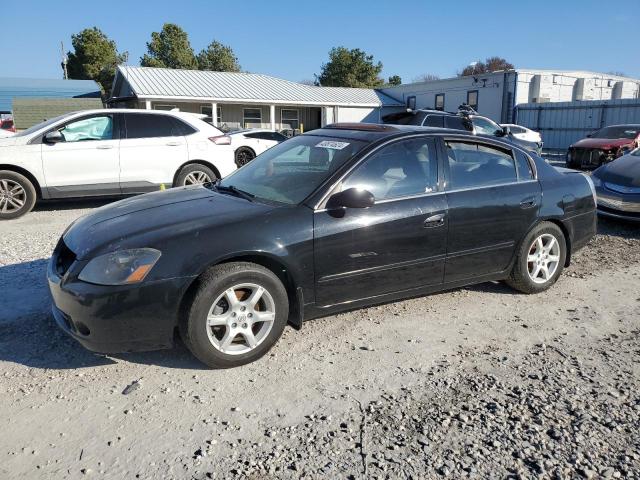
left=459, top=57, right=514, bottom=77
left=413, top=73, right=440, bottom=83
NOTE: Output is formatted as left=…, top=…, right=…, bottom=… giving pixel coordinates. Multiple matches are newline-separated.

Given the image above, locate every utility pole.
left=61, top=41, right=68, bottom=79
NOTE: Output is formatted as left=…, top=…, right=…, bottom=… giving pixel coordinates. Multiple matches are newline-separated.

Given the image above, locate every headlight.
left=78, top=248, right=161, bottom=286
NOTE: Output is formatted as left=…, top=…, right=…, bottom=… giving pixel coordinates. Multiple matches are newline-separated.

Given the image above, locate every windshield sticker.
left=316, top=140, right=350, bottom=150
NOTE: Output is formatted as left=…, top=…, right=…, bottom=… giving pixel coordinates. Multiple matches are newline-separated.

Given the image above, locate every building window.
left=435, top=94, right=445, bottom=111
left=200, top=105, right=222, bottom=124
left=466, top=90, right=478, bottom=111
left=281, top=109, right=299, bottom=130
left=243, top=108, right=262, bottom=128
left=406, top=96, right=416, bottom=110
left=154, top=104, right=176, bottom=111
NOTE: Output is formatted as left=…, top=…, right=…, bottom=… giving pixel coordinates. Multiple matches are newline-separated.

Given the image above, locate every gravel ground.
left=0, top=199, right=639, bottom=480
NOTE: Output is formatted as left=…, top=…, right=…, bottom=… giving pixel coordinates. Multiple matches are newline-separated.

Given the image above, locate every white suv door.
left=119, top=112, right=189, bottom=193
left=41, top=113, right=121, bottom=196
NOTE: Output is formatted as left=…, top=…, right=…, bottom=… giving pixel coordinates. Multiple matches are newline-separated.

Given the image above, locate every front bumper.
left=48, top=256, right=195, bottom=353
left=595, top=187, right=640, bottom=222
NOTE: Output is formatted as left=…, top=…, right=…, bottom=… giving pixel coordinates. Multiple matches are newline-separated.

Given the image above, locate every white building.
left=110, top=66, right=402, bottom=131
left=379, top=69, right=640, bottom=123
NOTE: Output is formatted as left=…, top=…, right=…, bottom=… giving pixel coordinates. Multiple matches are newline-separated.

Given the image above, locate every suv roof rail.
left=324, top=123, right=399, bottom=132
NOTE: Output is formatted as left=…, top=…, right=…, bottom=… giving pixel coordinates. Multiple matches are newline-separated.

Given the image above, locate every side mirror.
left=44, top=130, right=63, bottom=144
left=501, top=125, right=511, bottom=136
left=586, top=133, right=593, bottom=138
left=327, top=187, right=375, bottom=210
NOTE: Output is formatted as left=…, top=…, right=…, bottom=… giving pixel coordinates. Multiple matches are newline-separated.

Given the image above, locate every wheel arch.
left=172, top=160, right=221, bottom=187
left=177, top=253, right=303, bottom=333
left=0, top=164, right=43, bottom=199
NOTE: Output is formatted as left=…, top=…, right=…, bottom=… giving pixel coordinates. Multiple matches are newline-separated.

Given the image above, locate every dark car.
left=48, top=123, right=597, bottom=368
left=591, top=148, right=640, bottom=221
left=567, top=124, right=640, bottom=170
left=382, top=106, right=543, bottom=155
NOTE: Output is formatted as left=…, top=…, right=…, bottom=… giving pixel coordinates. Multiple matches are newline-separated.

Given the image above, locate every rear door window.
left=125, top=113, right=180, bottom=139
left=445, top=141, right=517, bottom=189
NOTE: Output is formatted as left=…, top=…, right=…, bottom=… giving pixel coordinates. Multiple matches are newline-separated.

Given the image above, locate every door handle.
left=519, top=197, right=537, bottom=209
left=166, top=141, right=182, bottom=146
left=96, top=144, right=114, bottom=150
left=423, top=213, right=445, bottom=228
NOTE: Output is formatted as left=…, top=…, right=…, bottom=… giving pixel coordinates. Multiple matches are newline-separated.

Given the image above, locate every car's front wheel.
left=180, top=262, right=289, bottom=368
left=506, top=222, right=567, bottom=294
left=0, top=170, right=37, bottom=220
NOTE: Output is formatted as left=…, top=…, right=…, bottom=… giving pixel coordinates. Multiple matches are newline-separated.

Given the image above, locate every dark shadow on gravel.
left=33, top=197, right=120, bottom=212
left=597, top=216, right=640, bottom=239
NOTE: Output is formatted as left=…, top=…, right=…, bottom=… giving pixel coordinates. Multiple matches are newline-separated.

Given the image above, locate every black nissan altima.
left=48, top=123, right=597, bottom=368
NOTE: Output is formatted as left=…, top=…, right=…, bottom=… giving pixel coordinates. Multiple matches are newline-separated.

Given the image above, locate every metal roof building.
left=111, top=66, right=402, bottom=131
left=0, top=77, right=102, bottom=112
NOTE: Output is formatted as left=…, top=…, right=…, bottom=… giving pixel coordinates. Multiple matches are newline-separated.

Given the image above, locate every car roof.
left=305, top=123, right=475, bottom=142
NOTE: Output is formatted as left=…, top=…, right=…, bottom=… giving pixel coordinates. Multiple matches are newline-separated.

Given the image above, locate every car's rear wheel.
left=175, top=164, right=217, bottom=187
left=235, top=147, right=255, bottom=167
left=0, top=170, right=37, bottom=220
left=506, top=222, right=566, bottom=294
left=180, top=262, right=289, bottom=368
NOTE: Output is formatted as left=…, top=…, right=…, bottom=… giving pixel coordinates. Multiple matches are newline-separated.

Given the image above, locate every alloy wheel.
left=527, top=233, right=561, bottom=284
left=183, top=171, right=212, bottom=185
left=205, top=283, right=276, bottom=355
left=0, top=179, right=26, bottom=213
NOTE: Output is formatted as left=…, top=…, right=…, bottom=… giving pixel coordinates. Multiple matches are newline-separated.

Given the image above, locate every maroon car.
left=567, top=124, right=640, bottom=170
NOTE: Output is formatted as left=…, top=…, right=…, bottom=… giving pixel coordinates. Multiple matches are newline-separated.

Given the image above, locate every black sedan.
left=592, top=148, right=640, bottom=221
left=48, top=124, right=597, bottom=368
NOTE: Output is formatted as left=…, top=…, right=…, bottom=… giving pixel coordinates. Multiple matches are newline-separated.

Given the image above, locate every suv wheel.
left=175, top=164, right=217, bottom=187
left=0, top=170, right=37, bottom=220
left=180, top=262, right=289, bottom=368
left=506, top=222, right=566, bottom=294
left=235, top=147, right=255, bottom=167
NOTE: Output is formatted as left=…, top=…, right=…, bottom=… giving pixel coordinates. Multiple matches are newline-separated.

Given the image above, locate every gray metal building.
left=110, top=66, right=402, bottom=131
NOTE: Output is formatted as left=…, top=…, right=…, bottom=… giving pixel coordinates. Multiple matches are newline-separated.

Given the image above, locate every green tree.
left=459, top=57, right=514, bottom=76
left=66, top=27, right=127, bottom=94
left=141, top=23, right=197, bottom=69
left=316, top=47, right=384, bottom=88
left=387, top=75, right=402, bottom=86
left=197, top=40, right=241, bottom=72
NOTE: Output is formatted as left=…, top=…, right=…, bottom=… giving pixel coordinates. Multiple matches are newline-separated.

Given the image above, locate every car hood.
left=64, top=186, right=276, bottom=260
left=571, top=138, right=633, bottom=150
left=0, top=136, right=21, bottom=147
left=594, top=153, right=640, bottom=188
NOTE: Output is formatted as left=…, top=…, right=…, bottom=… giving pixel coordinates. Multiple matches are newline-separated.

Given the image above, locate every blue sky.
left=2, top=0, right=638, bottom=82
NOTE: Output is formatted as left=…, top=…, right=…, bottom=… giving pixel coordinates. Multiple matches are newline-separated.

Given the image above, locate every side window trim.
left=315, top=135, right=441, bottom=210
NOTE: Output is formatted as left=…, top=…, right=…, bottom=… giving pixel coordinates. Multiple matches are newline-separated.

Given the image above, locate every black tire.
left=0, top=170, right=37, bottom=220
left=506, top=221, right=567, bottom=294
left=235, top=147, right=255, bottom=167
left=174, top=163, right=217, bottom=187
left=180, top=262, right=289, bottom=368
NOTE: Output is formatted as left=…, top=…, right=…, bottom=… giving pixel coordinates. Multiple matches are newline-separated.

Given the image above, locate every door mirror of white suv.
left=44, top=130, right=63, bottom=144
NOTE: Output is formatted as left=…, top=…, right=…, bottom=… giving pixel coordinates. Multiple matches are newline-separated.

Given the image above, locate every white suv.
left=0, top=109, right=236, bottom=219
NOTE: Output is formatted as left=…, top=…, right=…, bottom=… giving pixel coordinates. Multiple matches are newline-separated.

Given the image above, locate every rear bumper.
left=48, top=260, right=195, bottom=353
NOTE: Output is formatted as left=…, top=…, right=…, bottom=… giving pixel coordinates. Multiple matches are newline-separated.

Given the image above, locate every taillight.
left=209, top=135, right=231, bottom=145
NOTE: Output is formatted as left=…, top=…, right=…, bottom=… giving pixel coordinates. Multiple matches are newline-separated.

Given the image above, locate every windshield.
left=12, top=113, right=75, bottom=138
left=218, top=135, right=367, bottom=204
left=472, top=116, right=502, bottom=135
left=591, top=126, right=640, bottom=139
